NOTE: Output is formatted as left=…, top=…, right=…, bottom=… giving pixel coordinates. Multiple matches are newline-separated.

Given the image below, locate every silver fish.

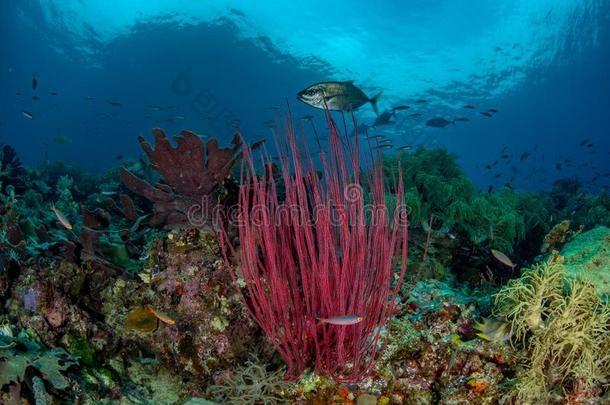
left=318, top=315, right=364, bottom=326
left=297, top=81, right=381, bottom=115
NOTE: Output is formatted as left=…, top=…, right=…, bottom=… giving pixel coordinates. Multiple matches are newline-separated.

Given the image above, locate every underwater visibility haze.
left=1, top=1, right=610, bottom=404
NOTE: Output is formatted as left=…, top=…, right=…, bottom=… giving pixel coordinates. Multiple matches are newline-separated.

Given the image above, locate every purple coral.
left=22, top=288, right=40, bottom=312
left=120, top=128, right=245, bottom=228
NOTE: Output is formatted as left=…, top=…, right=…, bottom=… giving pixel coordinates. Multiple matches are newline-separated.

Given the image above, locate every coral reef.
left=2, top=127, right=609, bottom=404
left=550, top=177, right=610, bottom=229
left=541, top=219, right=574, bottom=253
left=120, top=128, right=248, bottom=229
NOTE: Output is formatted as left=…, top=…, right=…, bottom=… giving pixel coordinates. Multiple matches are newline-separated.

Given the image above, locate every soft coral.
left=120, top=128, right=244, bottom=228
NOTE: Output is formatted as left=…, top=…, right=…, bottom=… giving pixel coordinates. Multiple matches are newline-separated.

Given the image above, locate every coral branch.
left=220, top=113, right=408, bottom=382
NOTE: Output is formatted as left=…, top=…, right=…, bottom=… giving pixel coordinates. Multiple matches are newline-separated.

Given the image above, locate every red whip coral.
left=220, top=112, right=408, bottom=382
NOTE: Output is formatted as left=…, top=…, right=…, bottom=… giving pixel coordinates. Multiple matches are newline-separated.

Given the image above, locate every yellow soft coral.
left=493, top=257, right=610, bottom=403
left=493, top=256, right=564, bottom=344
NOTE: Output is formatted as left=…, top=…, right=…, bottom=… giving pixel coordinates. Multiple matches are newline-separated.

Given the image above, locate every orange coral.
left=336, top=387, right=350, bottom=398
left=466, top=378, right=488, bottom=394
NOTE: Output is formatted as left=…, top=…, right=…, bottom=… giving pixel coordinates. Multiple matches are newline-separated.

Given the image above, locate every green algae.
left=66, top=336, right=97, bottom=367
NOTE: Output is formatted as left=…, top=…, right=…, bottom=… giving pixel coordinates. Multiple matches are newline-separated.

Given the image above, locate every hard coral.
left=541, top=220, right=573, bottom=253
left=120, top=128, right=244, bottom=229
left=115, top=228, right=262, bottom=390
left=377, top=278, right=516, bottom=405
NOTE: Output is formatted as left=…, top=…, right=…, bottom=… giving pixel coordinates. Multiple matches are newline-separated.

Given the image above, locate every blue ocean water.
left=1, top=0, right=609, bottom=191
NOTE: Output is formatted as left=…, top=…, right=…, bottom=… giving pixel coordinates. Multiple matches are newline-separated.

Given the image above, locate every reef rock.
left=560, top=225, right=610, bottom=299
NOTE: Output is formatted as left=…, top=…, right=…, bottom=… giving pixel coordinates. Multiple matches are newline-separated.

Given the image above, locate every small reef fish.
left=426, top=117, right=454, bottom=128
left=299, top=115, right=314, bottom=120
left=51, top=205, right=73, bottom=231
left=520, top=152, right=530, bottom=161
left=491, top=249, right=516, bottom=269
left=488, top=109, right=500, bottom=113
left=317, top=315, right=364, bottom=326
left=21, top=110, right=34, bottom=119
left=53, top=135, right=72, bottom=145
left=414, top=99, right=427, bottom=103
left=32, top=75, right=37, bottom=89
left=480, top=112, right=493, bottom=117
left=397, top=145, right=413, bottom=151
left=454, top=117, right=470, bottom=122
left=297, top=81, right=382, bottom=115
left=462, top=105, right=475, bottom=109
left=32, top=96, right=40, bottom=100
left=409, top=113, right=422, bottom=118
left=475, top=318, right=511, bottom=343
left=146, top=305, right=177, bottom=325
left=108, top=101, right=123, bottom=107
left=372, top=110, right=396, bottom=127
left=145, top=105, right=163, bottom=111
left=85, top=96, right=95, bottom=100
left=393, top=105, right=410, bottom=110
